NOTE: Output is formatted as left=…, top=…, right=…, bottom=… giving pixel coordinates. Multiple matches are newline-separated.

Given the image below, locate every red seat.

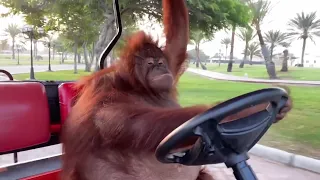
left=21, top=169, right=60, bottom=180
left=58, top=82, right=78, bottom=124
left=0, top=82, right=51, bottom=153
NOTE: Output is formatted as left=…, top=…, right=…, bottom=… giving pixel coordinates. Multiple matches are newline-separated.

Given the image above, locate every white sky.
left=0, top=0, right=319, bottom=57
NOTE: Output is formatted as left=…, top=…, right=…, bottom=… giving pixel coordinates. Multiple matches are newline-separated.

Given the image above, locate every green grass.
left=0, top=54, right=74, bottom=66
left=13, top=70, right=91, bottom=81
left=13, top=70, right=320, bottom=159
left=190, top=64, right=320, bottom=81
left=178, top=73, right=320, bottom=159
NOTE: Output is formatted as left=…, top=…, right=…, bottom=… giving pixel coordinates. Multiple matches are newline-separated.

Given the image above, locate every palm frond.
left=287, top=11, right=320, bottom=40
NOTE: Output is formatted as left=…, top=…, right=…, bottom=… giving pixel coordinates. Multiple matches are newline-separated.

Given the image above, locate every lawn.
left=13, top=70, right=91, bottom=80
left=189, top=63, right=320, bottom=81
left=14, top=70, right=320, bottom=159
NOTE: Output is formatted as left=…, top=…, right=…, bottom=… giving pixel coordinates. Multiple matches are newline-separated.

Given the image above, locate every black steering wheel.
left=0, top=69, right=13, bottom=81
left=155, top=87, right=289, bottom=180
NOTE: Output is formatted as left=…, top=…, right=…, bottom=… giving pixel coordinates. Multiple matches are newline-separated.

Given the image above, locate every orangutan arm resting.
left=162, top=0, right=189, bottom=77
left=96, top=102, right=277, bottom=152
left=96, top=104, right=210, bottom=152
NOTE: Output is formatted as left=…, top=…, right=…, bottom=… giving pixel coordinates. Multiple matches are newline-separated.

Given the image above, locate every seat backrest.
left=58, top=82, right=78, bottom=124
left=0, top=82, right=51, bottom=153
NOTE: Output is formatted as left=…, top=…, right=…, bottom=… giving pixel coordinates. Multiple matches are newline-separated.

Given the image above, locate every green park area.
left=190, top=64, right=320, bottom=81
left=13, top=70, right=320, bottom=159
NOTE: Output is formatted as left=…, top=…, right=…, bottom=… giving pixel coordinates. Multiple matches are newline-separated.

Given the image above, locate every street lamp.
left=16, top=45, right=22, bottom=65
left=38, top=28, right=52, bottom=72
left=22, top=25, right=36, bottom=79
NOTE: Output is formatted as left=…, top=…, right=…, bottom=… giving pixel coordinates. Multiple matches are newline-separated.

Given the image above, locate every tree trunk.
left=256, top=26, right=277, bottom=79
left=196, top=44, right=206, bottom=70
left=250, top=54, right=253, bottom=65
left=281, top=49, right=288, bottom=72
left=270, top=44, right=274, bottom=62
left=60, top=52, right=63, bottom=64
left=83, top=42, right=95, bottom=72
left=83, top=43, right=89, bottom=72
left=196, top=60, right=199, bottom=68
left=52, top=48, right=55, bottom=60
left=239, top=32, right=248, bottom=69
left=91, top=42, right=95, bottom=67
left=300, top=38, right=307, bottom=67
left=61, top=52, right=65, bottom=63
left=73, top=42, right=78, bottom=74
left=228, top=25, right=236, bottom=72
left=94, top=14, right=116, bottom=71
left=11, top=37, right=15, bottom=60
left=195, top=45, right=199, bottom=68
left=239, top=41, right=248, bottom=68
left=77, top=53, right=81, bottom=64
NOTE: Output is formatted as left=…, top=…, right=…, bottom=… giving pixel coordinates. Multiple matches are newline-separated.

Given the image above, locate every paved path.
left=1, top=144, right=319, bottom=179
left=187, top=68, right=320, bottom=86
left=208, top=155, right=320, bottom=180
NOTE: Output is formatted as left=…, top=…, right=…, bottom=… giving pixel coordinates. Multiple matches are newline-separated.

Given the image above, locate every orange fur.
left=61, top=0, right=217, bottom=179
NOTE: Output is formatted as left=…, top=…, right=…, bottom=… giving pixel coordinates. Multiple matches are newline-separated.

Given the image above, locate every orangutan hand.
left=274, top=95, right=293, bottom=123
left=273, top=85, right=293, bottom=123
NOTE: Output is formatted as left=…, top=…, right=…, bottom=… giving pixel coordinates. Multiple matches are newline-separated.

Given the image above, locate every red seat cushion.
left=21, top=169, right=60, bottom=180
left=0, top=82, right=51, bottom=153
left=58, top=82, right=78, bottom=124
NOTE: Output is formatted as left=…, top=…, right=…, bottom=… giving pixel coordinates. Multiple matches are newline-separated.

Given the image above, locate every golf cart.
left=0, top=1, right=289, bottom=179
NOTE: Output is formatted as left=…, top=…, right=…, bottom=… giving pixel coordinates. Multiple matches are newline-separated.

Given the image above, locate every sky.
left=0, top=0, right=319, bottom=58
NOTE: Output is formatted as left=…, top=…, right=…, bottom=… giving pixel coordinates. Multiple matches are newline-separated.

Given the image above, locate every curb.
left=249, top=144, right=320, bottom=174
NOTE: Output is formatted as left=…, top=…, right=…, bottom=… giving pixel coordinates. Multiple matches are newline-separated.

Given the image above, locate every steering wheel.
left=155, top=87, right=289, bottom=180
left=0, top=69, right=13, bottom=81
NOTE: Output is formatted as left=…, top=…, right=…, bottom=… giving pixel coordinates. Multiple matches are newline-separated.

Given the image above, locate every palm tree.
left=237, top=26, right=256, bottom=68
left=246, top=42, right=261, bottom=65
left=246, top=0, right=277, bottom=79
left=227, top=25, right=236, bottom=72
left=4, top=23, right=21, bottom=60
left=264, top=30, right=289, bottom=62
left=190, top=30, right=208, bottom=70
left=287, top=11, right=320, bottom=67
left=280, top=42, right=291, bottom=72
left=221, top=37, right=231, bottom=61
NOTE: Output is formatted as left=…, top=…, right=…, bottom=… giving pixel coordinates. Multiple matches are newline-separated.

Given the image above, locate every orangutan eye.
left=146, top=58, right=154, bottom=65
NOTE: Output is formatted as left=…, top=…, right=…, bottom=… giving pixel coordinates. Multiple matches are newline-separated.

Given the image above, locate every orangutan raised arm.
left=162, top=0, right=190, bottom=79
